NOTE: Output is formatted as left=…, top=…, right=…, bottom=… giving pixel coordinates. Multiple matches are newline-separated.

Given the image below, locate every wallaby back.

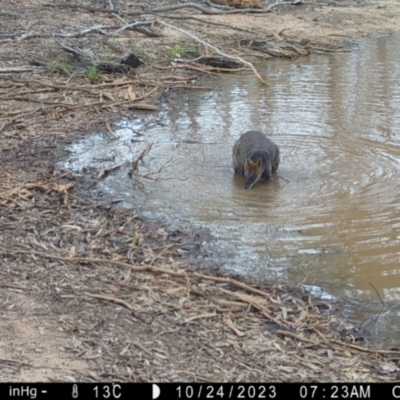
left=232, top=130, right=280, bottom=189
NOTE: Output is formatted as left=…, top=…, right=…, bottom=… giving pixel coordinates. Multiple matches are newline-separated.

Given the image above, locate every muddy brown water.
left=62, top=34, right=400, bottom=340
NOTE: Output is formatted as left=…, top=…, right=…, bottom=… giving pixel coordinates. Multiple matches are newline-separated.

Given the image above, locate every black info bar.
left=2, top=383, right=398, bottom=400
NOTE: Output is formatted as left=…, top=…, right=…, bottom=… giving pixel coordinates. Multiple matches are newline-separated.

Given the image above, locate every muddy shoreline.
left=2, top=0, right=400, bottom=382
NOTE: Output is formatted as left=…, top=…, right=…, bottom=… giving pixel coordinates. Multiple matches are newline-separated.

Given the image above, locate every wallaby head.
left=244, top=157, right=263, bottom=189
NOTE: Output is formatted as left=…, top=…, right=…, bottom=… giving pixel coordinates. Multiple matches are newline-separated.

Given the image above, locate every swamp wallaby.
left=232, top=130, right=280, bottom=189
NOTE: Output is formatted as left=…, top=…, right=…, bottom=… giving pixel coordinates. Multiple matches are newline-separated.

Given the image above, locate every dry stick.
left=105, top=122, right=118, bottom=139
left=330, top=339, right=400, bottom=355
left=7, top=249, right=274, bottom=299
left=56, top=39, right=98, bottom=62
left=360, top=283, right=385, bottom=334
left=0, top=67, right=44, bottom=73
left=10, top=78, right=137, bottom=90
left=0, top=22, right=157, bottom=43
left=219, top=288, right=288, bottom=328
left=85, top=292, right=134, bottom=310
left=136, top=3, right=235, bottom=15
left=97, top=163, right=126, bottom=180
left=275, top=330, right=319, bottom=345
left=150, top=244, right=177, bottom=265
left=47, top=2, right=268, bottom=16
left=155, top=64, right=222, bottom=77
left=225, top=317, right=245, bottom=337
left=131, top=342, right=153, bottom=356
left=126, top=2, right=314, bottom=15
left=4, top=96, right=108, bottom=110
left=157, top=20, right=266, bottom=85
left=190, top=272, right=271, bottom=298
left=158, top=14, right=259, bottom=34
left=131, top=157, right=175, bottom=181
left=114, top=20, right=156, bottom=36
left=129, top=144, right=153, bottom=176
left=182, top=313, right=218, bottom=324
left=170, top=61, right=247, bottom=74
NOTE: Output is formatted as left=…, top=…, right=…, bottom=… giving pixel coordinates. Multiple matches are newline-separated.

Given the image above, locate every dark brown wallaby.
left=232, top=130, right=280, bottom=189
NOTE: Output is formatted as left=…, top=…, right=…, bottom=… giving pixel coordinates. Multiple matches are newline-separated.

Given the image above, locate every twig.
left=85, top=292, right=134, bottom=310
left=360, top=283, right=385, bottom=334
left=275, top=330, right=319, bottom=345
left=143, top=157, right=174, bottom=179
left=278, top=175, right=289, bottom=183
left=97, top=163, right=126, bottom=180
left=128, top=144, right=152, bottom=177
left=114, top=21, right=160, bottom=37
left=106, top=123, right=118, bottom=139
left=331, top=339, right=400, bottom=355
left=182, top=313, right=218, bottom=324
left=157, top=20, right=266, bottom=84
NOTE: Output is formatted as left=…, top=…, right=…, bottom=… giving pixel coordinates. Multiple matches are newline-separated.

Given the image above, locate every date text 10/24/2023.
left=176, top=384, right=378, bottom=400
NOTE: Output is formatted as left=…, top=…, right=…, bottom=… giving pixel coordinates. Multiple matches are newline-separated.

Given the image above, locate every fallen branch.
left=0, top=66, right=44, bottom=73
left=0, top=21, right=158, bottom=43
left=156, top=63, right=222, bottom=77
left=45, top=0, right=346, bottom=15
left=47, top=0, right=362, bottom=18
left=5, top=249, right=274, bottom=300
left=48, top=2, right=269, bottom=15
left=11, top=78, right=141, bottom=91
left=127, top=1, right=320, bottom=15
left=158, top=14, right=259, bottom=34
left=158, top=20, right=266, bottom=84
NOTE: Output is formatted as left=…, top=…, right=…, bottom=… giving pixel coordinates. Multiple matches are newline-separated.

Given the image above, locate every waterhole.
left=62, top=34, right=400, bottom=340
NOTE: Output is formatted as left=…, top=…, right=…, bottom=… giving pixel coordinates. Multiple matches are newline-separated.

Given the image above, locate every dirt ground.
left=2, top=0, right=400, bottom=382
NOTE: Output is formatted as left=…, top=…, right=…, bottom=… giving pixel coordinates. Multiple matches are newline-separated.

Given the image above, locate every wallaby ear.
left=256, top=157, right=263, bottom=169
left=245, top=158, right=253, bottom=168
